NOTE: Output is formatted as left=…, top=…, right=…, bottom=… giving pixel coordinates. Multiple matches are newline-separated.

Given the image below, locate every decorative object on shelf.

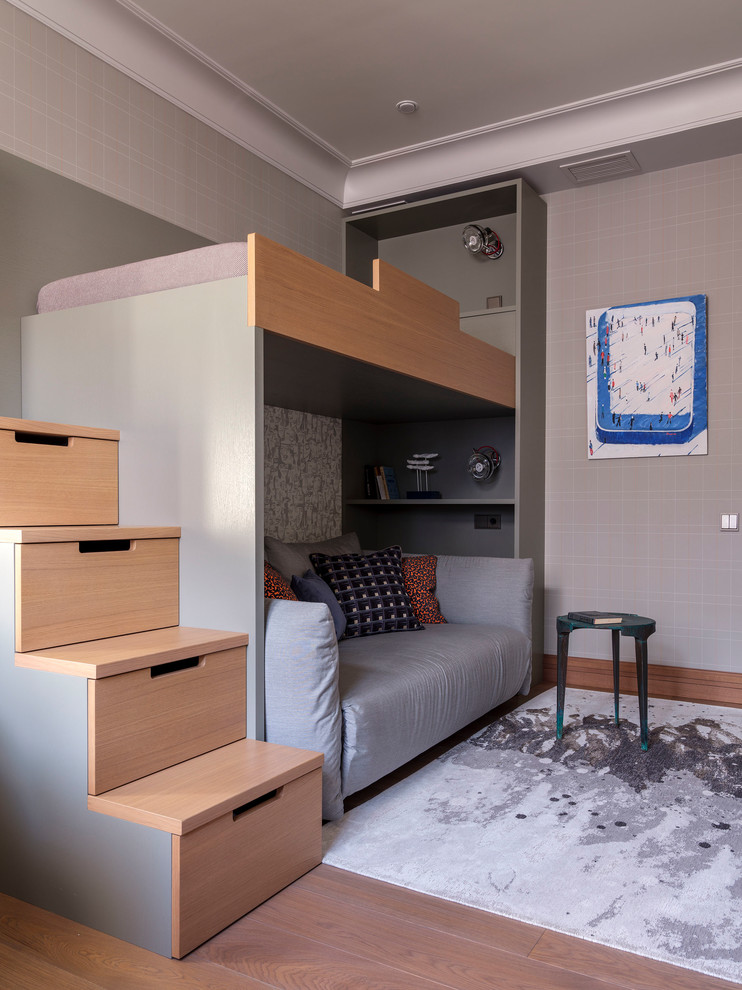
left=468, top=445, right=501, bottom=482
left=586, top=294, right=707, bottom=460
left=406, top=453, right=441, bottom=499
left=462, top=224, right=504, bottom=260
left=486, top=295, right=503, bottom=309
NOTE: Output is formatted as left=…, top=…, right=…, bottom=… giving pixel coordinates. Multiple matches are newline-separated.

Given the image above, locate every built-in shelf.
left=461, top=306, right=516, bottom=319
left=346, top=498, right=516, bottom=506
left=343, top=177, right=546, bottom=678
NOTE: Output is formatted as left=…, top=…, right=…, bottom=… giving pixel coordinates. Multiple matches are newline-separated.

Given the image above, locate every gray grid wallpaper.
left=0, top=0, right=343, bottom=414
left=0, top=1, right=341, bottom=266
left=544, top=154, right=742, bottom=672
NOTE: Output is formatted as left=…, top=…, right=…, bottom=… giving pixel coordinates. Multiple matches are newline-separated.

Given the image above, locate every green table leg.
left=611, top=628, right=620, bottom=724
left=635, top=637, right=649, bottom=750
left=556, top=629, right=569, bottom=739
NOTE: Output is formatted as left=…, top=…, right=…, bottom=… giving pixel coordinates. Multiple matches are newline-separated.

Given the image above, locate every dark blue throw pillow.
left=291, top=570, right=347, bottom=640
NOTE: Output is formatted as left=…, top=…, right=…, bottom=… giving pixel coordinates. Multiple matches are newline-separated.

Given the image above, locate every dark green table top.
left=557, top=613, right=656, bottom=637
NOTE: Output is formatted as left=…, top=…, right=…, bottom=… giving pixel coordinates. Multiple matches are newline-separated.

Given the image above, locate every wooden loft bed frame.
left=20, top=233, right=519, bottom=744
left=30, top=230, right=515, bottom=414
left=248, top=233, right=515, bottom=410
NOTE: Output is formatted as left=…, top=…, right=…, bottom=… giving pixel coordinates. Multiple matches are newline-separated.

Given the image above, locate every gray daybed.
left=264, top=552, right=534, bottom=820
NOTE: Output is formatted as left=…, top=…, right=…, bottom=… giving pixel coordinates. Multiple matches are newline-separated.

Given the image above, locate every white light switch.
left=721, top=513, right=739, bottom=531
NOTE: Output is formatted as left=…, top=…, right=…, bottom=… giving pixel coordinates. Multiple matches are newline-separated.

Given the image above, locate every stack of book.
left=364, top=465, right=400, bottom=500
left=567, top=610, right=623, bottom=625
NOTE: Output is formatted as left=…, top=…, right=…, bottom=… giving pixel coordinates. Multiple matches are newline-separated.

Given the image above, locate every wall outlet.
left=474, top=513, right=501, bottom=530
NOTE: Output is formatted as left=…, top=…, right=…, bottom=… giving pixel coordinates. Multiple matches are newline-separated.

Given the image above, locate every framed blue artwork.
left=586, top=294, right=707, bottom=459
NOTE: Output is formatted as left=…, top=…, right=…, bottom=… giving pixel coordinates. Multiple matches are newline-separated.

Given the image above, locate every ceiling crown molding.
left=343, top=59, right=742, bottom=206
left=113, top=0, right=351, bottom=169
left=351, top=58, right=742, bottom=169
left=8, top=0, right=742, bottom=209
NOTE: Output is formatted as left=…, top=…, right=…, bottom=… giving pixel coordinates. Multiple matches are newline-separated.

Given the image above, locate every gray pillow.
left=264, top=532, right=361, bottom=581
left=291, top=570, right=347, bottom=639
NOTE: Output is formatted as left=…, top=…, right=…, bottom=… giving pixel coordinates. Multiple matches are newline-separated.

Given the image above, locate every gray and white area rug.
left=323, top=688, right=742, bottom=983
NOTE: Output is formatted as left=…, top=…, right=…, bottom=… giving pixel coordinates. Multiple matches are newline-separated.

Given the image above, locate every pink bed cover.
left=36, top=242, right=248, bottom=313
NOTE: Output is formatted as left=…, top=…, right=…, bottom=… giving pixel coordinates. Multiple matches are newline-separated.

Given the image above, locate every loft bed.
left=21, top=233, right=516, bottom=735
left=36, top=233, right=515, bottom=417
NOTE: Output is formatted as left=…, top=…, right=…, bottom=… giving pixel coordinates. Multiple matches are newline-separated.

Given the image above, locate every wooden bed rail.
left=247, top=233, right=515, bottom=409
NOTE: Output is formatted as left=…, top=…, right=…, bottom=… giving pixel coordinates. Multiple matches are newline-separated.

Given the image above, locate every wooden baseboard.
left=542, top=654, right=742, bottom=708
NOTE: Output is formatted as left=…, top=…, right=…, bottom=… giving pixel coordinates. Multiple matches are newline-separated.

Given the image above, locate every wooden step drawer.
left=0, top=417, right=118, bottom=526
left=173, top=767, right=322, bottom=958
left=87, top=739, right=323, bottom=958
left=15, top=531, right=180, bottom=652
left=88, top=645, right=247, bottom=794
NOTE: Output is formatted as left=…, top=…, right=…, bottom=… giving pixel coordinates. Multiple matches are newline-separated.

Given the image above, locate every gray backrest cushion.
left=435, top=555, right=534, bottom=639
left=265, top=532, right=362, bottom=581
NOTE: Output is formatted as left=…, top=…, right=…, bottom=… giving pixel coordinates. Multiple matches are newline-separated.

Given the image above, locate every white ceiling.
left=12, top=0, right=742, bottom=206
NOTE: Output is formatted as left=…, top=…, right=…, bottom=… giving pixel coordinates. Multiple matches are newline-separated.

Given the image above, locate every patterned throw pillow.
left=264, top=561, right=298, bottom=600
left=310, top=545, right=423, bottom=639
left=401, top=555, right=447, bottom=624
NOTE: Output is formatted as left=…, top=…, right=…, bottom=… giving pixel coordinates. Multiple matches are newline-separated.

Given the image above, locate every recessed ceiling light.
left=395, top=100, right=419, bottom=115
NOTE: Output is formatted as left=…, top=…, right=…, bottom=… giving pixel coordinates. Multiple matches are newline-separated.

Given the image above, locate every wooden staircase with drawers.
left=0, top=415, right=322, bottom=958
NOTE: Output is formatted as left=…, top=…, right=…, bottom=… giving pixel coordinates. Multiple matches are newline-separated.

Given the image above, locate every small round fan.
left=461, top=224, right=504, bottom=260
left=468, top=445, right=501, bottom=481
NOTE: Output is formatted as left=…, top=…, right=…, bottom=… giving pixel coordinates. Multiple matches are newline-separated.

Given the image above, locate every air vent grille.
left=561, top=151, right=641, bottom=184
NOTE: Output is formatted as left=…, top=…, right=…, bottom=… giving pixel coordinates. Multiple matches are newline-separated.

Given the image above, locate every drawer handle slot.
left=15, top=431, right=69, bottom=447
left=151, top=656, right=200, bottom=678
left=233, top=788, right=281, bottom=820
left=79, top=540, right=132, bottom=553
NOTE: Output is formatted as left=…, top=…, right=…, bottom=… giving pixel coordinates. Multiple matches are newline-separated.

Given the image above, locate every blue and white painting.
left=586, top=294, right=707, bottom=459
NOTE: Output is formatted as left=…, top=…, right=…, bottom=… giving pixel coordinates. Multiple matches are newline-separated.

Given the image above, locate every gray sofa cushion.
left=263, top=554, right=534, bottom=821
left=436, top=555, right=533, bottom=638
left=337, top=621, right=531, bottom=799
left=264, top=598, right=344, bottom=820
left=265, top=532, right=361, bottom=581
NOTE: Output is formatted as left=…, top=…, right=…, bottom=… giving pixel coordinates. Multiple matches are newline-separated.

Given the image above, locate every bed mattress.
left=36, top=242, right=248, bottom=313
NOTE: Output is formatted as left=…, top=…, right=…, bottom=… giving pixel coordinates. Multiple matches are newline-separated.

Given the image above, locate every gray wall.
left=0, top=0, right=343, bottom=416
left=379, top=213, right=518, bottom=311
left=544, top=154, right=742, bottom=672
left=0, top=150, right=209, bottom=414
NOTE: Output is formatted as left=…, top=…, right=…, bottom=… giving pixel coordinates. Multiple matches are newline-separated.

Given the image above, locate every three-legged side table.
left=556, top=613, right=656, bottom=750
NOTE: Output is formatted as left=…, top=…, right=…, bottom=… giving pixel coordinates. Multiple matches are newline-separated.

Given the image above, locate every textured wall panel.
left=264, top=405, right=342, bottom=542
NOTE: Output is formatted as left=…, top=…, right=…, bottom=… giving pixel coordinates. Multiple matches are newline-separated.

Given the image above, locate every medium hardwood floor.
left=2, top=865, right=739, bottom=990
left=2, top=685, right=740, bottom=990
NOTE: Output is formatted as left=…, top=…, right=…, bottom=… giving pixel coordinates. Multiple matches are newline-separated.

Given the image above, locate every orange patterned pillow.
left=401, top=555, right=447, bottom=624
left=264, top=561, right=298, bottom=600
